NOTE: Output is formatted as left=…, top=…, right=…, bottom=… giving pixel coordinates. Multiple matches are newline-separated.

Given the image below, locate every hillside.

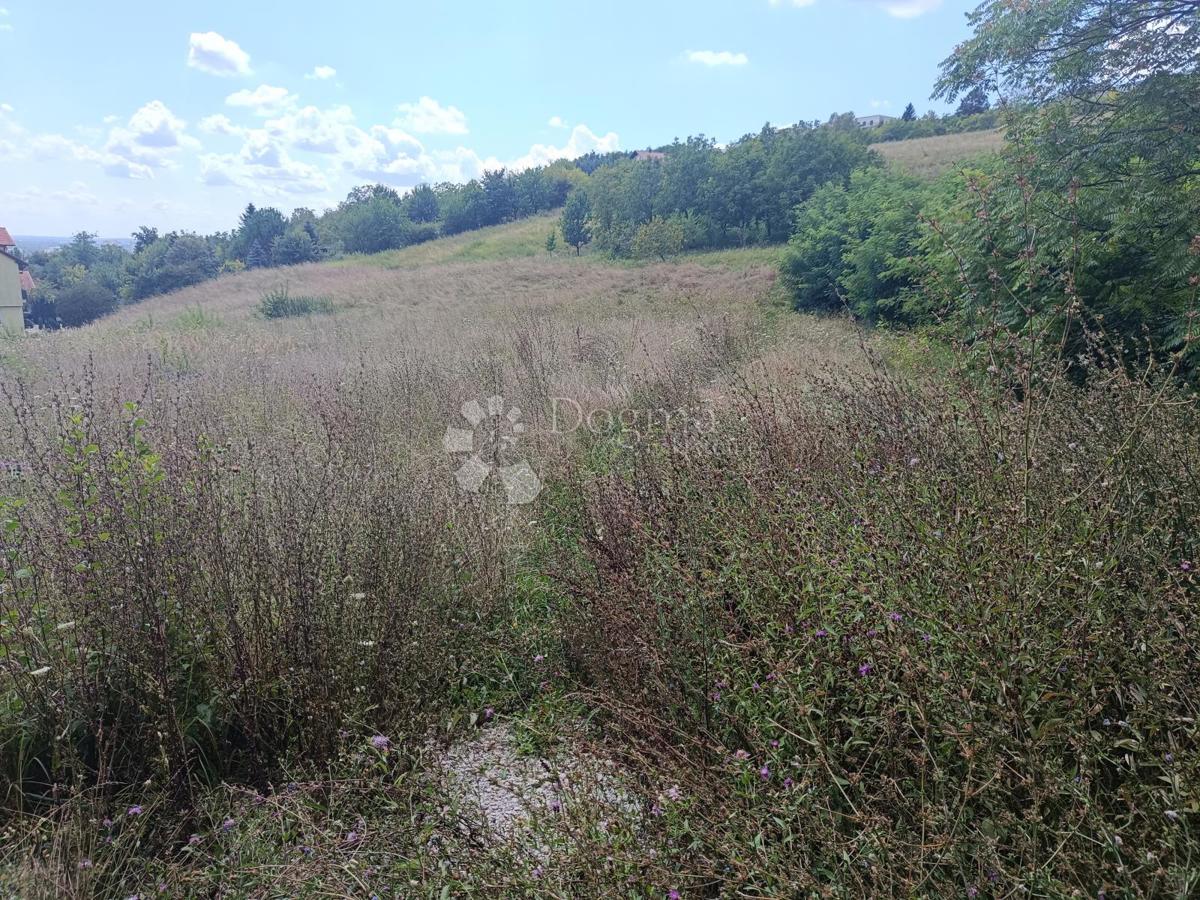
left=871, top=127, right=1004, bottom=177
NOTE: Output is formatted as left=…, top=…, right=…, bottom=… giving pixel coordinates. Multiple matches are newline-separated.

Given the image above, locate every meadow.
left=1, top=215, right=1197, bottom=898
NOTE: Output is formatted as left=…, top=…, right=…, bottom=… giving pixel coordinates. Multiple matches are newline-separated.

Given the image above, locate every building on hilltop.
left=632, top=150, right=667, bottom=162
left=0, top=227, right=32, bottom=334
left=855, top=114, right=897, bottom=129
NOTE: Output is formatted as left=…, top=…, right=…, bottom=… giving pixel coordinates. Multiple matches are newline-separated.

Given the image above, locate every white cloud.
left=0, top=24, right=11, bottom=32
left=225, top=84, right=297, bottom=116
left=509, top=124, right=621, bottom=172
left=394, top=96, right=468, bottom=135
left=875, top=0, right=941, bottom=17
left=305, top=65, right=337, bottom=80
left=198, top=113, right=245, bottom=137
left=0, top=103, right=12, bottom=113
left=100, top=101, right=196, bottom=177
left=870, top=99, right=891, bottom=109
left=547, top=115, right=568, bottom=129
left=200, top=131, right=329, bottom=196
left=768, top=0, right=817, bottom=6
left=265, top=105, right=359, bottom=153
left=686, top=50, right=749, bottom=67
left=187, top=32, right=252, bottom=77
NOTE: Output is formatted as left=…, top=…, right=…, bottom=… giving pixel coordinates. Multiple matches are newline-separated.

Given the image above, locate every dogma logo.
left=442, top=395, right=543, bottom=505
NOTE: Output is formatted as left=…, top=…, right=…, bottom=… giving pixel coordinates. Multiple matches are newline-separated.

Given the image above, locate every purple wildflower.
left=369, top=734, right=391, bottom=751
left=815, top=628, right=829, bottom=638
left=669, top=891, right=681, bottom=900
left=783, top=777, right=794, bottom=788
left=665, top=785, right=681, bottom=801
left=531, top=866, right=544, bottom=879
left=759, top=765, right=771, bottom=781
left=967, top=888, right=978, bottom=898
left=1181, top=560, right=1192, bottom=571
left=889, top=611, right=903, bottom=622
left=650, top=803, right=664, bottom=817
left=709, top=690, right=721, bottom=702
left=1165, top=752, right=1175, bottom=763
left=734, top=749, right=750, bottom=761
left=484, top=707, right=494, bottom=721
left=922, top=633, right=932, bottom=643
left=765, top=672, right=777, bottom=682
left=221, top=818, right=236, bottom=832
left=102, top=818, right=113, bottom=829
left=751, top=681, right=761, bottom=692
left=534, top=654, right=545, bottom=663
left=858, top=662, right=873, bottom=677
left=79, top=859, right=93, bottom=870
left=127, top=805, right=143, bottom=817
left=867, top=628, right=878, bottom=638
left=770, top=739, right=779, bottom=748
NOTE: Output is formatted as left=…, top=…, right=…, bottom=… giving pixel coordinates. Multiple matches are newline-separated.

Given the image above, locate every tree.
left=955, top=85, right=991, bottom=117
left=560, top=190, right=592, bottom=255
left=54, top=279, right=118, bottom=327
left=233, top=204, right=287, bottom=262
left=271, top=229, right=319, bottom=266
left=631, top=216, right=684, bottom=262
left=128, top=233, right=220, bottom=300
left=545, top=231, right=557, bottom=254
left=132, top=226, right=159, bottom=254
left=406, top=184, right=440, bottom=223
left=901, top=102, right=917, bottom=122
left=337, top=196, right=409, bottom=253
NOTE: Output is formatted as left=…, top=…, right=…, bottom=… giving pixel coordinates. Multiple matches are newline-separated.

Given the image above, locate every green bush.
left=257, top=286, right=334, bottom=319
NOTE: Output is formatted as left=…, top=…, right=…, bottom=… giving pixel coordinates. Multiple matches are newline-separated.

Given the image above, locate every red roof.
left=20, top=270, right=35, bottom=292
left=0, top=227, right=13, bottom=248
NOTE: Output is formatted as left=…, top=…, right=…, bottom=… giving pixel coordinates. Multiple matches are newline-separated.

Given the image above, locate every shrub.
left=257, top=286, right=334, bottom=319
left=52, top=279, right=119, bottom=327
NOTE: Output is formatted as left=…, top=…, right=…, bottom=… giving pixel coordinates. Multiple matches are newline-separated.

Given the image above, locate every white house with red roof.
left=0, top=226, right=31, bottom=334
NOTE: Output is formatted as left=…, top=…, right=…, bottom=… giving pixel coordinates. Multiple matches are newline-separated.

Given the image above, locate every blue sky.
left=0, top=0, right=977, bottom=236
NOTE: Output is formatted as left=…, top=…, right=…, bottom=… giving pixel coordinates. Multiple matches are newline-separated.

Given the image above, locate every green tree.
left=54, top=279, right=118, bottom=327
left=406, top=184, right=440, bottom=223
left=954, top=85, right=990, bottom=117
left=128, top=233, right=220, bottom=300
left=545, top=231, right=557, bottom=254
left=560, top=190, right=592, bottom=255
left=132, top=226, right=159, bottom=254
left=233, top=204, right=287, bottom=263
left=901, top=102, right=917, bottom=122
left=271, top=228, right=319, bottom=266
left=337, top=196, right=409, bottom=254
left=631, top=216, right=685, bottom=262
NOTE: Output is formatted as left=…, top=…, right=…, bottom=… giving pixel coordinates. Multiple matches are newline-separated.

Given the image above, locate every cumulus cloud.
left=199, top=130, right=329, bottom=196
left=509, top=124, right=620, bottom=172
left=686, top=50, right=749, bottom=67
left=226, top=84, right=297, bottom=116
left=394, top=96, right=468, bottom=135
left=187, top=31, right=252, bottom=77
left=305, top=65, right=337, bottom=80
left=99, top=101, right=197, bottom=177
left=198, top=113, right=245, bottom=137
left=547, top=115, right=568, bottom=129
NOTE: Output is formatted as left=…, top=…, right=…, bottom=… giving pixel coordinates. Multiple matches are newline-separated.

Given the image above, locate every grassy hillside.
left=347, top=211, right=562, bottom=268
left=871, top=127, right=1004, bottom=177
left=3, top=213, right=1197, bottom=899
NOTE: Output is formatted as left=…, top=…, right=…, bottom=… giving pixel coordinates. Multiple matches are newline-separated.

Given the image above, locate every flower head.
left=369, top=734, right=391, bottom=751
left=221, top=818, right=236, bottom=832
left=814, top=628, right=829, bottom=638
left=889, top=611, right=903, bottom=622
left=669, top=891, right=681, bottom=900
left=858, top=662, right=873, bottom=677
left=759, top=765, right=771, bottom=781
left=733, top=749, right=750, bottom=761
left=127, top=805, right=143, bottom=817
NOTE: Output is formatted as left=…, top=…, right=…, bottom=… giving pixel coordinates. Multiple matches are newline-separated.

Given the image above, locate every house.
left=855, top=114, right=897, bottom=129
left=0, top=226, right=31, bottom=334
left=633, top=150, right=667, bottom=162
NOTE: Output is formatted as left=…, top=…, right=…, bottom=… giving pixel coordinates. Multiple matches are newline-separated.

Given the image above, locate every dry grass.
left=872, top=128, right=1005, bottom=178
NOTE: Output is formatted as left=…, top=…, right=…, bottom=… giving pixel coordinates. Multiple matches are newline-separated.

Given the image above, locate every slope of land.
left=871, top=127, right=1004, bottom=177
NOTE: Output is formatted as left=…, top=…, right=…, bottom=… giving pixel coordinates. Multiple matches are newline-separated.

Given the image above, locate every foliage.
left=257, top=285, right=334, bottom=318
left=560, top=189, right=592, bottom=255
left=405, top=183, right=439, bottom=223
left=127, top=233, right=220, bottom=301
left=51, top=279, right=118, bottom=327
left=631, top=216, right=684, bottom=262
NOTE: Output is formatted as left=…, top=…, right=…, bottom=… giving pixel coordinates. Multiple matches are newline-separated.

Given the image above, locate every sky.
left=0, top=0, right=979, bottom=237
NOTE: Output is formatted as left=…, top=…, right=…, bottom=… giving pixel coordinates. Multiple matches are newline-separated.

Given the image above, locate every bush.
left=52, top=279, right=119, bottom=327
left=257, top=286, right=334, bottom=319
left=550, top=345, right=1200, bottom=895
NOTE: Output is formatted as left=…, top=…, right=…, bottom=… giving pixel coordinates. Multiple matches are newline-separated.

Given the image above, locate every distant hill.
left=14, top=235, right=135, bottom=254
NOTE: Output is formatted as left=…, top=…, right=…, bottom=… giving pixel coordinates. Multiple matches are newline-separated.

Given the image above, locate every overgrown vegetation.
left=1, top=1, right=1198, bottom=895
left=256, top=285, right=335, bottom=319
